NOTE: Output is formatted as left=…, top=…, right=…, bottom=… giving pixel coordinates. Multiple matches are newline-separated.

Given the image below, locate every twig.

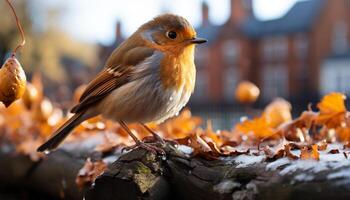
left=6, top=0, right=26, bottom=57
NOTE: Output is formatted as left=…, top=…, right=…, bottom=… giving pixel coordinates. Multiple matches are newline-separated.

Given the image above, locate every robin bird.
left=37, top=14, right=207, bottom=154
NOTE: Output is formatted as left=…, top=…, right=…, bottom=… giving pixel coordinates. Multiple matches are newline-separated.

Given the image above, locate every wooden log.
left=1, top=141, right=350, bottom=200
left=87, top=144, right=350, bottom=200
left=0, top=144, right=86, bottom=199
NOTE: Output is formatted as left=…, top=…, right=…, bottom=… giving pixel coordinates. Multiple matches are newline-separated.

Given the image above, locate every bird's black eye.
left=167, top=31, right=177, bottom=39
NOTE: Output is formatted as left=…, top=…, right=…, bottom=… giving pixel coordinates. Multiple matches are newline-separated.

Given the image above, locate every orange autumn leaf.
left=160, top=109, right=202, bottom=138
left=335, top=126, right=350, bottom=142
left=235, top=116, right=275, bottom=140
left=316, top=93, right=347, bottom=128
left=300, top=144, right=319, bottom=161
left=312, top=144, right=320, bottom=160
left=201, top=120, right=224, bottom=146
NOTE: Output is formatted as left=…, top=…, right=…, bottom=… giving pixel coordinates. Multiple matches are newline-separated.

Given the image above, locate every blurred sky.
left=36, top=0, right=303, bottom=45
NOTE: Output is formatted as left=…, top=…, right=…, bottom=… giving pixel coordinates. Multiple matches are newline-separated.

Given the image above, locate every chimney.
left=229, top=0, right=252, bottom=25
left=115, top=21, right=122, bottom=41
left=201, top=1, right=210, bottom=26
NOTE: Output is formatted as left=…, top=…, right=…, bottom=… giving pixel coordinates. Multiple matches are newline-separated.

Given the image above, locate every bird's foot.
left=140, top=123, right=166, bottom=146
left=122, top=141, right=166, bottom=155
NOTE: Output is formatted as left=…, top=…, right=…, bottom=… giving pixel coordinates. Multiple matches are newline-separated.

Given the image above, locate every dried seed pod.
left=0, top=57, right=26, bottom=107
left=22, top=82, right=39, bottom=109
left=235, top=81, right=260, bottom=104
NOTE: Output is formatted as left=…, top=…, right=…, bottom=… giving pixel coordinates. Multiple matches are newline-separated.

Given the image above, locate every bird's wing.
left=71, top=46, right=155, bottom=113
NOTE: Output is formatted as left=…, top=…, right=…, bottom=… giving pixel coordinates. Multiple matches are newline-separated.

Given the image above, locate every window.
left=262, top=37, right=288, bottom=61
left=296, top=34, right=308, bottom=59
left=222, top=39, right=239, bottom=65
left=321, top=59, right=350, bottom=95
left=332, top=21, right=348, bottom=54
left=223, top=67, right=238, bottom=101
left=262, top=65, right=288, bottom=100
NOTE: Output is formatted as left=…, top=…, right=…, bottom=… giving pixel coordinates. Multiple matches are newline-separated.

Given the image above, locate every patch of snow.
left=233, top=155, right=265, bottom=168
left=293, top=173, right=314, bottom=182
left=320, top=153, right=346, bottom=162
left=266, top=143, right=350, bottom=177
left=327, top=169, right=350, bottom=180
left=279, top=160, right=318, bottom=175
left=246, top=182, right=258, bottom=194
left=266, top=158, right=291, bottom=171
left=213, top=180, right=241, bottom=194
left=177, top=145, right=193, bottom=154
left=103, top=155, right=119, bottom=164
left=324, top=143, right=343, bottom=152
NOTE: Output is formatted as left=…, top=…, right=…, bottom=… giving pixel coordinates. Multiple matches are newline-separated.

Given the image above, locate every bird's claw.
left=121, top=142, right=166, bottom=155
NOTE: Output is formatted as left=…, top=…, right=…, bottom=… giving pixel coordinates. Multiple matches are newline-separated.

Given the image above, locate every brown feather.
left=71, top=46, right=155, bottom=113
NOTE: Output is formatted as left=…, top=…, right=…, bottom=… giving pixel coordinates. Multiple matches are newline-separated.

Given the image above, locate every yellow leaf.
left=235, top=116, right=274, bottom=140
left=316, top=93, right=347, bottom=128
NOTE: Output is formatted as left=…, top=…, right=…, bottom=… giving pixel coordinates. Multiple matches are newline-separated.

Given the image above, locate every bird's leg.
left=119, top=120, right=165, bottom=155
left=140, top=123, right=165, bottom=145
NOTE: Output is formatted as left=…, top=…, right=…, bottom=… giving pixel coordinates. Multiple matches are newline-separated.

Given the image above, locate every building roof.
left=241, top=0, right=326, bottom=38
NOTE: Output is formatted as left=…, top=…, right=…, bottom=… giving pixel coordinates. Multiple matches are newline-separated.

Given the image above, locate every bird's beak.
left=190, top=37, right=207, bottom=44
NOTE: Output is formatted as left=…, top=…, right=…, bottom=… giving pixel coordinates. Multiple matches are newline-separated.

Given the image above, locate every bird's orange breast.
left=159, top=45, right=196, bottom=92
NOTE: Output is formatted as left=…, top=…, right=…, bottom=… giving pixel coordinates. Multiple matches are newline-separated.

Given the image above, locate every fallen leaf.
left=76, top=158, right=107, bottom=188
left=316, top=93, right=346, bottom=128
left=328, top=149, right=340, bottom=154
left=284, top=144, right=298, bottom=160
left=263, top=98, right=292, bottom=128
left=235, top=116, right=275, bottom=140
left=300, top=144, right=319, bottom=161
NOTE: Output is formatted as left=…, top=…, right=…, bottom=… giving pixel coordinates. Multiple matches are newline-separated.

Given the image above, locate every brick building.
left=194, top=0, right=350, bottom=106
left=99, top=0, right=350, bottom=107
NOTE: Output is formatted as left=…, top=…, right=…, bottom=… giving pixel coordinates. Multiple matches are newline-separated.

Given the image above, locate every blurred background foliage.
left=0, top=0, right=97, bottom=104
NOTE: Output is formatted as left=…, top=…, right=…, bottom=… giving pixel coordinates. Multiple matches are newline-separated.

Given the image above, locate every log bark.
left=87, top=144, right=350, bottom=200
left=0, top=144, right=86, bottom=199
left=1, top=141, right=350, bottom=200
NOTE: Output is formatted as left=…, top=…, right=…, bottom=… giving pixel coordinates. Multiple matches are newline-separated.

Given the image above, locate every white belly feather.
left=96, top=50, right=194, bottom=124
left=98, top=75, right=192, bottom=124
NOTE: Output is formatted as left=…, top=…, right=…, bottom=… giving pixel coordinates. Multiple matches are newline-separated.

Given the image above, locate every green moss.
left=133, top=162, right=157, bottom=193
left=135, top=162, right=152, bottom=174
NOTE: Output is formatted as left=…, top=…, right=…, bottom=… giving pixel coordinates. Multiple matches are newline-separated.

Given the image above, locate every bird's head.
left=138, top=14, right=207, bottom=54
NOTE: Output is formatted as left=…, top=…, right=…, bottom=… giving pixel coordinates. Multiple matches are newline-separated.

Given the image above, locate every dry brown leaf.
left=76, top=158, right=107, bottom=188
left=328, top=149, right=340, bottom=154
left=317, top=141, right=328, bottom=151
left=300, top=144, right=319, bottom=161
left=263, top=98, right=292, bottom=128
left=284, top=144, right=298, bottom=160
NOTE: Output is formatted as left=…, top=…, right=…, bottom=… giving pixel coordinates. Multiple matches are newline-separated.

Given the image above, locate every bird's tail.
left=37, top=112, right=85, bottom=152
